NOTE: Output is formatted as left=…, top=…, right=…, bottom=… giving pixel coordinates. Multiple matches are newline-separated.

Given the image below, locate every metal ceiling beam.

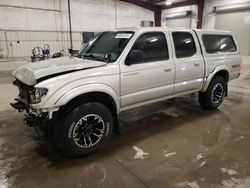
left=149, top=0, right=166, bottom=3
left=119, top=0, right=156, bottom=11
left=154, top=6, right=162, bottom=26
left=196, top=0, right=204, bottom=29
left=160, top=0, right=196, bottom=9
left=120, top=0, right=200, bottom=10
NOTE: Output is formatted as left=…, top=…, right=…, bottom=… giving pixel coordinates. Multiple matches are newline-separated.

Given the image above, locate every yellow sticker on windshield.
left=115, top=33, right=133, bottom=39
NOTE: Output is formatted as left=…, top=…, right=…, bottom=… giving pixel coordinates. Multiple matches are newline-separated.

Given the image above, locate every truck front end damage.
left=10, top=56, right=109, bottom=129
left=10, top=78, right=59, bottom=128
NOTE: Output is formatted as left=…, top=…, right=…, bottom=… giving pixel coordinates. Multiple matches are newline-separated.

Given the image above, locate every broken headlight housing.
left=32, top=88, right=48, bottom=104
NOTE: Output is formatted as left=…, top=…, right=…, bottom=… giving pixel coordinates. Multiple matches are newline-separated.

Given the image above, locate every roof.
left=115, top=27, right=233, bottom=35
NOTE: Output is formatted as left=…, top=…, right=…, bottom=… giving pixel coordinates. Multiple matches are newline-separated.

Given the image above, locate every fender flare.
left=201, top=65, right=230, bottom=92
left=50, top=84, right=120, bottom=113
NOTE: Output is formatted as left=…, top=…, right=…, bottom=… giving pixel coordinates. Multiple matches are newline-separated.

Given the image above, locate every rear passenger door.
left=120, top=32, right=175, bottom=108
left=171, top=30, right=204, bottom=94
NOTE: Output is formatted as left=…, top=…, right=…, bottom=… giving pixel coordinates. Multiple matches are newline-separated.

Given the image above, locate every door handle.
left=194, top=62, right=200, bottom=67
left=164, top=68, right=172, bottom=72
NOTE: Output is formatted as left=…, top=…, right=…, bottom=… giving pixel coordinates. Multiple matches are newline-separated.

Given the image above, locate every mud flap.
left=113, top=115, right=121, bottom=135
left=225, top=84, right=228, bottom=97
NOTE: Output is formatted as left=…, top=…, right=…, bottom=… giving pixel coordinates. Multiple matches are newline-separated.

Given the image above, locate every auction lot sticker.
left=115, top=33, right=133, bottom=39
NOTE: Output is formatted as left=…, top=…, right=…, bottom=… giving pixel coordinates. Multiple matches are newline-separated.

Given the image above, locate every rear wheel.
left=55, top=102, right=113, bottom=157
left=199, top=76, right=226, bottom=110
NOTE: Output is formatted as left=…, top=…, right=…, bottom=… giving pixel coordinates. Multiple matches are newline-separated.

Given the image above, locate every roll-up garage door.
left=215, top=10, right=250, bottom=55
left=165, top=11, right=192, bottom=28
left=166, top=17, right=191, bottom=28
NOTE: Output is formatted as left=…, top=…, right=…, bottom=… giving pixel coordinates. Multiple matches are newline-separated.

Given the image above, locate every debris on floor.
left=221, top=168, right=238, bottom=175
left=176, top=181, right=200, bottom=188
left=221, top=177, right=250, bottom=187
left=164, top=152, right=177, bottom=158
left=133, top=146, right=149, bottom=159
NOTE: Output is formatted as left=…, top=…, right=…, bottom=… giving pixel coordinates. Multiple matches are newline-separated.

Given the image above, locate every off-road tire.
left=199, top=76, right=226, bottom=110
left=54, top=102, right=113, bottom=157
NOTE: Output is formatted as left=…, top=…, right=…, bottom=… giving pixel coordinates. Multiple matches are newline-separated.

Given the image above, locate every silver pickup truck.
left=11, top=27, right=241, bottom=157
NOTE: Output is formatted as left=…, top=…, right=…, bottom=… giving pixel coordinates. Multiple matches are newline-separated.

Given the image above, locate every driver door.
left=120, top=31, right=175, bottom=109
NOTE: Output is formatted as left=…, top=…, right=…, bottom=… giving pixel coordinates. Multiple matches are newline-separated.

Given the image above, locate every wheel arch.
left=214, top=70, right=229, bottom=83
left=56, top=85, right=120, bottom=134
left=202, top=66, right=230, bottom=92
left=54, top=84, right=119, bottom=111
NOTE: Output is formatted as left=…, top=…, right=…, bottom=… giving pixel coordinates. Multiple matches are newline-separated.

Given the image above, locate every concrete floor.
left=0, top=57, right=250, bottom=188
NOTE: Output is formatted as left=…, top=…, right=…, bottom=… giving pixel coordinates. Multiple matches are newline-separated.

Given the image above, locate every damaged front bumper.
left=10, top=98, right=59, bottom=127
left=10, top=99, right=29, bottom=112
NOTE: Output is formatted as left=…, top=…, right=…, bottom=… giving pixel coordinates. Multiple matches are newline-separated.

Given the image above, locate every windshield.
left=78, top=31, right=134, bottom=62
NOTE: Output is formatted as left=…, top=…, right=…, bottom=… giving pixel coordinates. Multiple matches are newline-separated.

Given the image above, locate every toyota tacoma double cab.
left=11, top=27, right=241, bottom=157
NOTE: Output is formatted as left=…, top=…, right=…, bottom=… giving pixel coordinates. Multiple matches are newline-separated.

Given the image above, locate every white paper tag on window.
left=115, top=33, right=132, bottom=39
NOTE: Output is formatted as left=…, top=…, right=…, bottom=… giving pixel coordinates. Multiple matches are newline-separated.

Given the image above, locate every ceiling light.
left=165, top=1, right=172, bottom=5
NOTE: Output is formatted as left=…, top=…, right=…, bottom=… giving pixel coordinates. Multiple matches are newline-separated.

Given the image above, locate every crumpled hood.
left=12, top=56, right=107, bottom=86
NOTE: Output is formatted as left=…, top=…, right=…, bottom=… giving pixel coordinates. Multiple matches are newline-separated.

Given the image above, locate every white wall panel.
left=215, top=11, right=250, bottom=55
left=0, top=31, right=82, bottom=57
left=0, top=0, right=154, bottom=57
left=0, top=0, right=60, bottom=10
left=203, top=0, right=250, bottom=29
left=116, top=1, right=153, bottom=28
left=0, top=0, right=154, bottom=32
left=203, top=0, right=250, bottom=55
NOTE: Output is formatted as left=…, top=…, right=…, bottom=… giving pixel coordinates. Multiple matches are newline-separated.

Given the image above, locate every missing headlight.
left=33, top=88, right=48, bottom=104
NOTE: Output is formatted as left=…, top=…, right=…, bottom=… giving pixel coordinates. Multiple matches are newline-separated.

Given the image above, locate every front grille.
left=13, top=79, right=34, bottom=104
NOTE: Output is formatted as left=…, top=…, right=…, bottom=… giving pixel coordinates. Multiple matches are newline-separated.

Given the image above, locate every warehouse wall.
left=202, top=0, right=250, bottom=29
left=161, top=0, right=250, bottom=29
left=203, top=0, right=250, bottom=55
left=0, top=0, right=154, bottom=58
left=160, top=0, right=250, bottom=55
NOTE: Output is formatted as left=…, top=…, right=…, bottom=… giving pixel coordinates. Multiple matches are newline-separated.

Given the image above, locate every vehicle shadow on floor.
left=32, top=96, right=230, bottom=168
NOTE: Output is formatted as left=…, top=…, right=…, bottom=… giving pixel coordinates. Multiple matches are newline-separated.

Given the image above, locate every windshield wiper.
left=103, top=53, right=112, bottom=63
left=82, top=54, right=105, bottom=62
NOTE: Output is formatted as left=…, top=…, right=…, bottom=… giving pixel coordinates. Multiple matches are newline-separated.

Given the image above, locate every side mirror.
left=125, top=50, right=144, bottom=65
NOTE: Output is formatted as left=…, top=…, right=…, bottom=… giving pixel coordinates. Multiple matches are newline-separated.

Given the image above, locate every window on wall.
left=172, top=32, right=196, bottom=58
left=202, top=35, right=237, bottom=54
left=129, top=32, right=169, bottom=64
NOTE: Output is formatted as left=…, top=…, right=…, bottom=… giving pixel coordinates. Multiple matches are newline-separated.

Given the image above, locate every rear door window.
left=202, top=35, right=236, bottom=54
left=172, top=32, right=197, bottom=58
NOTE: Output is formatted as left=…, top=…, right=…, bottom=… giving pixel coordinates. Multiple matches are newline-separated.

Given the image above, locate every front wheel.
left=199, top=76, right=226, bottom=110
left=55, top=103, right=114, bottom=157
